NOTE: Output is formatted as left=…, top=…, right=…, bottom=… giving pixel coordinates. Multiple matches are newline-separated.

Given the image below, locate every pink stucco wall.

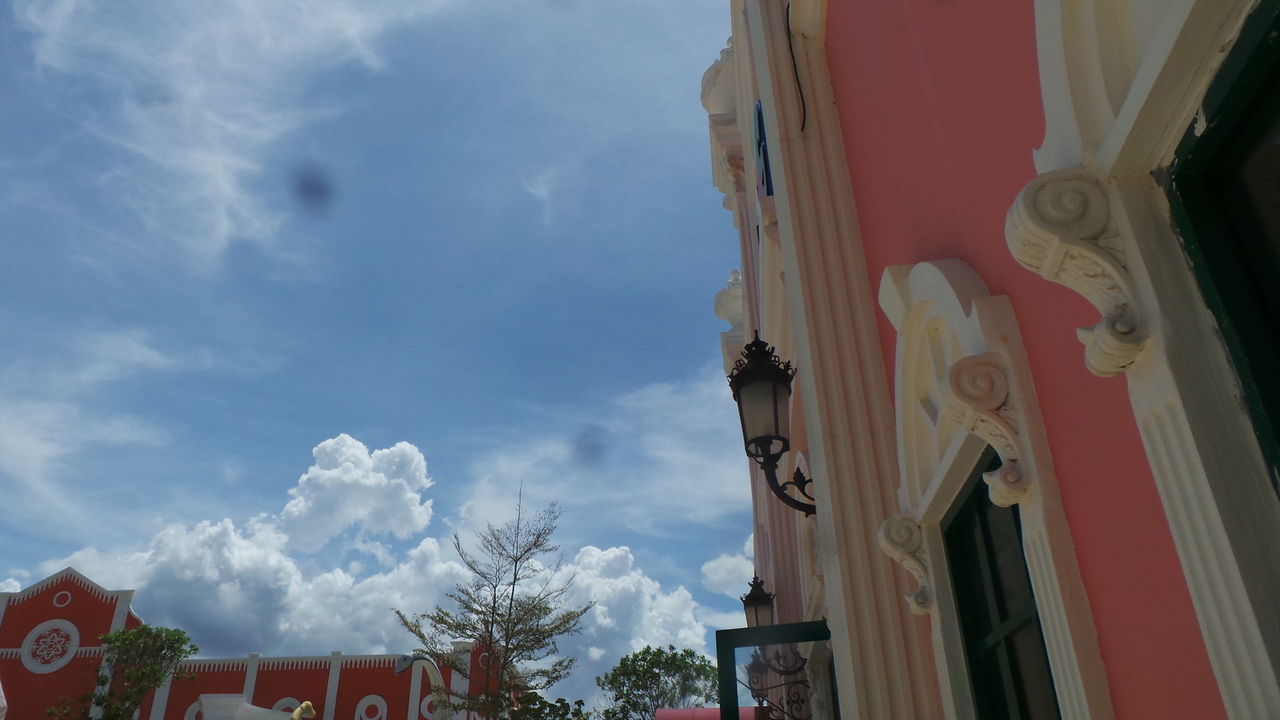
left=822, top=2, right=1225, bottom=717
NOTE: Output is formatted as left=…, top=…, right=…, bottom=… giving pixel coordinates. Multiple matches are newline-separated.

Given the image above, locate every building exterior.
left=0, top=568, right=472, bottom=720
left=703, top=1, right=1280, bottom=719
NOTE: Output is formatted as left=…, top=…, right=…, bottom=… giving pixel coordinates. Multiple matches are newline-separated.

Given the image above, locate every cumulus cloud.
left=38, top=433, right=454, bottom=655
left=39, top=523, right=709, bottom=704
left=47, top=517, right=468, bottom=657
left=280, top=434, right=433, bottom=552
left=70, top=538, right=702, bottom=703
left=701, top=552, right=755, bottom=599
left=12, top=0, right=453, bottom=256
left=33, top=432, right=715, bottom=700
left=545, top=545, right=707, bottom=702
left=567, top=546, right=703, bottom=651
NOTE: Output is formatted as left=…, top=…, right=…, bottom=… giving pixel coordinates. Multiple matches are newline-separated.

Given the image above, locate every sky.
left=0, top=0, right=758, bottom=705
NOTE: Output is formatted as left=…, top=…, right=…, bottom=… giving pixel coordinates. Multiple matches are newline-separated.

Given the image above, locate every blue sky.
left=0, top=0, right=756, bottom=704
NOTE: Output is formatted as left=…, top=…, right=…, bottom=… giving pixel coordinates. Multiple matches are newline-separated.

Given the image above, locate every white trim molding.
left=879, top=259, right=1114, bottom=720
left=1014, top=1, right=1280, bottom=715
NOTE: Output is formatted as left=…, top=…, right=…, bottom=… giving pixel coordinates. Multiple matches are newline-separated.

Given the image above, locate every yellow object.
left=290, top=701, right=316, bottom=719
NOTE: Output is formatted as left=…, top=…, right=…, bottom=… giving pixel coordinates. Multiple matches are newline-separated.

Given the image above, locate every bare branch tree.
left=396, top=501, right=592, bottom=719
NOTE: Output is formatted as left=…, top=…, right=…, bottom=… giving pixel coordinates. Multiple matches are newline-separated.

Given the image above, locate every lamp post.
left=727, top=333, right=817, bottom=515
left=742, top=576, right=776, bottom=629
left=739, top=577, right=810, bottom=720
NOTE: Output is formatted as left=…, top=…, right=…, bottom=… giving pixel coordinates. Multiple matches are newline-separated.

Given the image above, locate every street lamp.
left=727, top=333, right=817, bottom=515
left=739, top=576, right=810, bottom=720
left=741, top=575, right=776, bottom=628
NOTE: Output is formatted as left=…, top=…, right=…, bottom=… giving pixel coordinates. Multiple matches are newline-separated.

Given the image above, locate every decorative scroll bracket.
left=945, top=353, right=1029, bottom=506
left=1005, top=168, right=1148, bottom=377
left=877, top=515, right=932, bottom=614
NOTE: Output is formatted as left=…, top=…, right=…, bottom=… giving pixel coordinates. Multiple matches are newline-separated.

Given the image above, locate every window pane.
left=983, top=500, right=1036, bottom=621
left=944, top=451, right=1061, bottom=720
left=1009, top=624, right=1060, bottom=720
left=947, top=509, right=995, bottom=640
left=969, top=649, right=1009, bottom=719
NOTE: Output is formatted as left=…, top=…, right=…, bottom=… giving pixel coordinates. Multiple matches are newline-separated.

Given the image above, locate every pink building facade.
left=704, top=1, right=1280, bottom=718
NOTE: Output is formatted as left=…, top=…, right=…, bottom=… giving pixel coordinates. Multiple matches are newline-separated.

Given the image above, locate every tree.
left=595, top=645, right=718, bottom=720
left=509, top=692, right=589, bottom=720
left=395, top=501, right=592, bottom=719
left=46, top=625, right=198, bottom=720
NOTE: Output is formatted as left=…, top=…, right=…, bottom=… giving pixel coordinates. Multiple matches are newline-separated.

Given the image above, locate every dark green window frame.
left=942, top=451, right=1060, bottom=720
left=755, top=100, right=775, bottom=197
left=1164, top=1, right=1280, bottom=498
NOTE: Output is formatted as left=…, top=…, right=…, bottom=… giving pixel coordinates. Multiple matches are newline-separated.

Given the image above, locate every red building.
left=0, top=568, right=475, bottom=720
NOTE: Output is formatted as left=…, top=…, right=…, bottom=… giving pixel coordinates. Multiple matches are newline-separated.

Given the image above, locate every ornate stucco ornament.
left=1005, top=168, right=1147, bottom=377
left=877, top=515, right=931, bottom=614
left=944, top=353, right=1028, bottom=506
left=879, top=260, right=1044, bottom=510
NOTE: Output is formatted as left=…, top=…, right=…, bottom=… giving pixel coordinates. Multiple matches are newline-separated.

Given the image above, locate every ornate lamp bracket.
left=1005, top=168, right=1148, bottom=377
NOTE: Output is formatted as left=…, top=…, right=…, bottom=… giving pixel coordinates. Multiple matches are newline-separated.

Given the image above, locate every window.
left=755, top=100, right=774, bottom=197
left=1166, top=4, right=1280, bottom=498
left=942, top=452, right=1061, bottom=720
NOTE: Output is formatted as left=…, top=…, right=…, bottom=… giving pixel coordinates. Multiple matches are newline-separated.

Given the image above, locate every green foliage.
left=595, top=645, right=718, bottom=720
left=395, top=501, right=592, bottom=719
left=509, top=692, right=590, bottom=720
left=46, top=624, right=198, bottom=720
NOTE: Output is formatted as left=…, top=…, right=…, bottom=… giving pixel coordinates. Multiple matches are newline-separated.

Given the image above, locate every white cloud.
left=0, top=578, right=20, bottom=593
left=32, top=433, right=715, bottom=702
left=553, top=545, right=707, bottom=702
left=697, top=533, right=756, bottom=599
left=0, top=400, right=166, bottom=518
left=522, top=166, right=563, bottom=227
left=694, top=605, right=744, bottom=632
left=12, top=0, right=453, bottom=256
left=44, top=518, right=468, bottom=657
left=700, top=552, right=754, bottom=599
left=612, top=372, right=749, bottom=524
left=70, top=329, right=174, bottom=387
left=38, top=525, right=710, bottom=705
left=459, top=367, right=749, bottom=538
left=280, top=434, right=434, bottom=552
left=0, top=330, right=174, bottom=537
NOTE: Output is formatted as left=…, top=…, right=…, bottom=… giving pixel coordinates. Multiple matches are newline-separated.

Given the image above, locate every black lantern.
left=741, top=575, right=776, bottom=629
left=728, top=333, right=817, bottom=515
